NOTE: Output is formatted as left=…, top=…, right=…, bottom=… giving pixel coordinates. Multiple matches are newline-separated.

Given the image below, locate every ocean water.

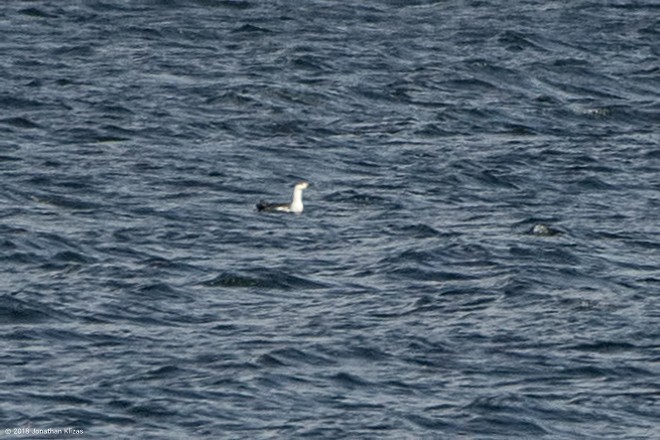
left=1, top=1, right=658, bottom=439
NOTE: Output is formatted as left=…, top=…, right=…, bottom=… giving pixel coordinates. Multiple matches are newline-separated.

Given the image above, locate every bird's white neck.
left=290, top=187, right=304, bottom=213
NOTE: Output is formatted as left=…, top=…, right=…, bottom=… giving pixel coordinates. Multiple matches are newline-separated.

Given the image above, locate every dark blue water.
left=1, top=1, right=658, bottom=438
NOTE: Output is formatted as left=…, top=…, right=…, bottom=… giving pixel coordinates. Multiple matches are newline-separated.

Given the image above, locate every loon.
left=531, top=223, right=561, bottom=236
left=256, top=181, right=309, bottom=213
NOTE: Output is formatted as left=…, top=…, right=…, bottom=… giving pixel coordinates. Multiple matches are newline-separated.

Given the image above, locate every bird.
left=256, top=181, right=309, bottom=213
left=531, top=223, right=561, bottom=236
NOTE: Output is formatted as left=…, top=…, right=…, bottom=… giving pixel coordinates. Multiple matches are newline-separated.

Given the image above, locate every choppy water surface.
left=1, top=1, right=658, bottom=438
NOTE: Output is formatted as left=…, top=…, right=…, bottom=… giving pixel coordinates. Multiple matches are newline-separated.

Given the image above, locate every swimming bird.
left=531, top=223, right=561, bottom=236
left=256, top=181, right=309, bottom=213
